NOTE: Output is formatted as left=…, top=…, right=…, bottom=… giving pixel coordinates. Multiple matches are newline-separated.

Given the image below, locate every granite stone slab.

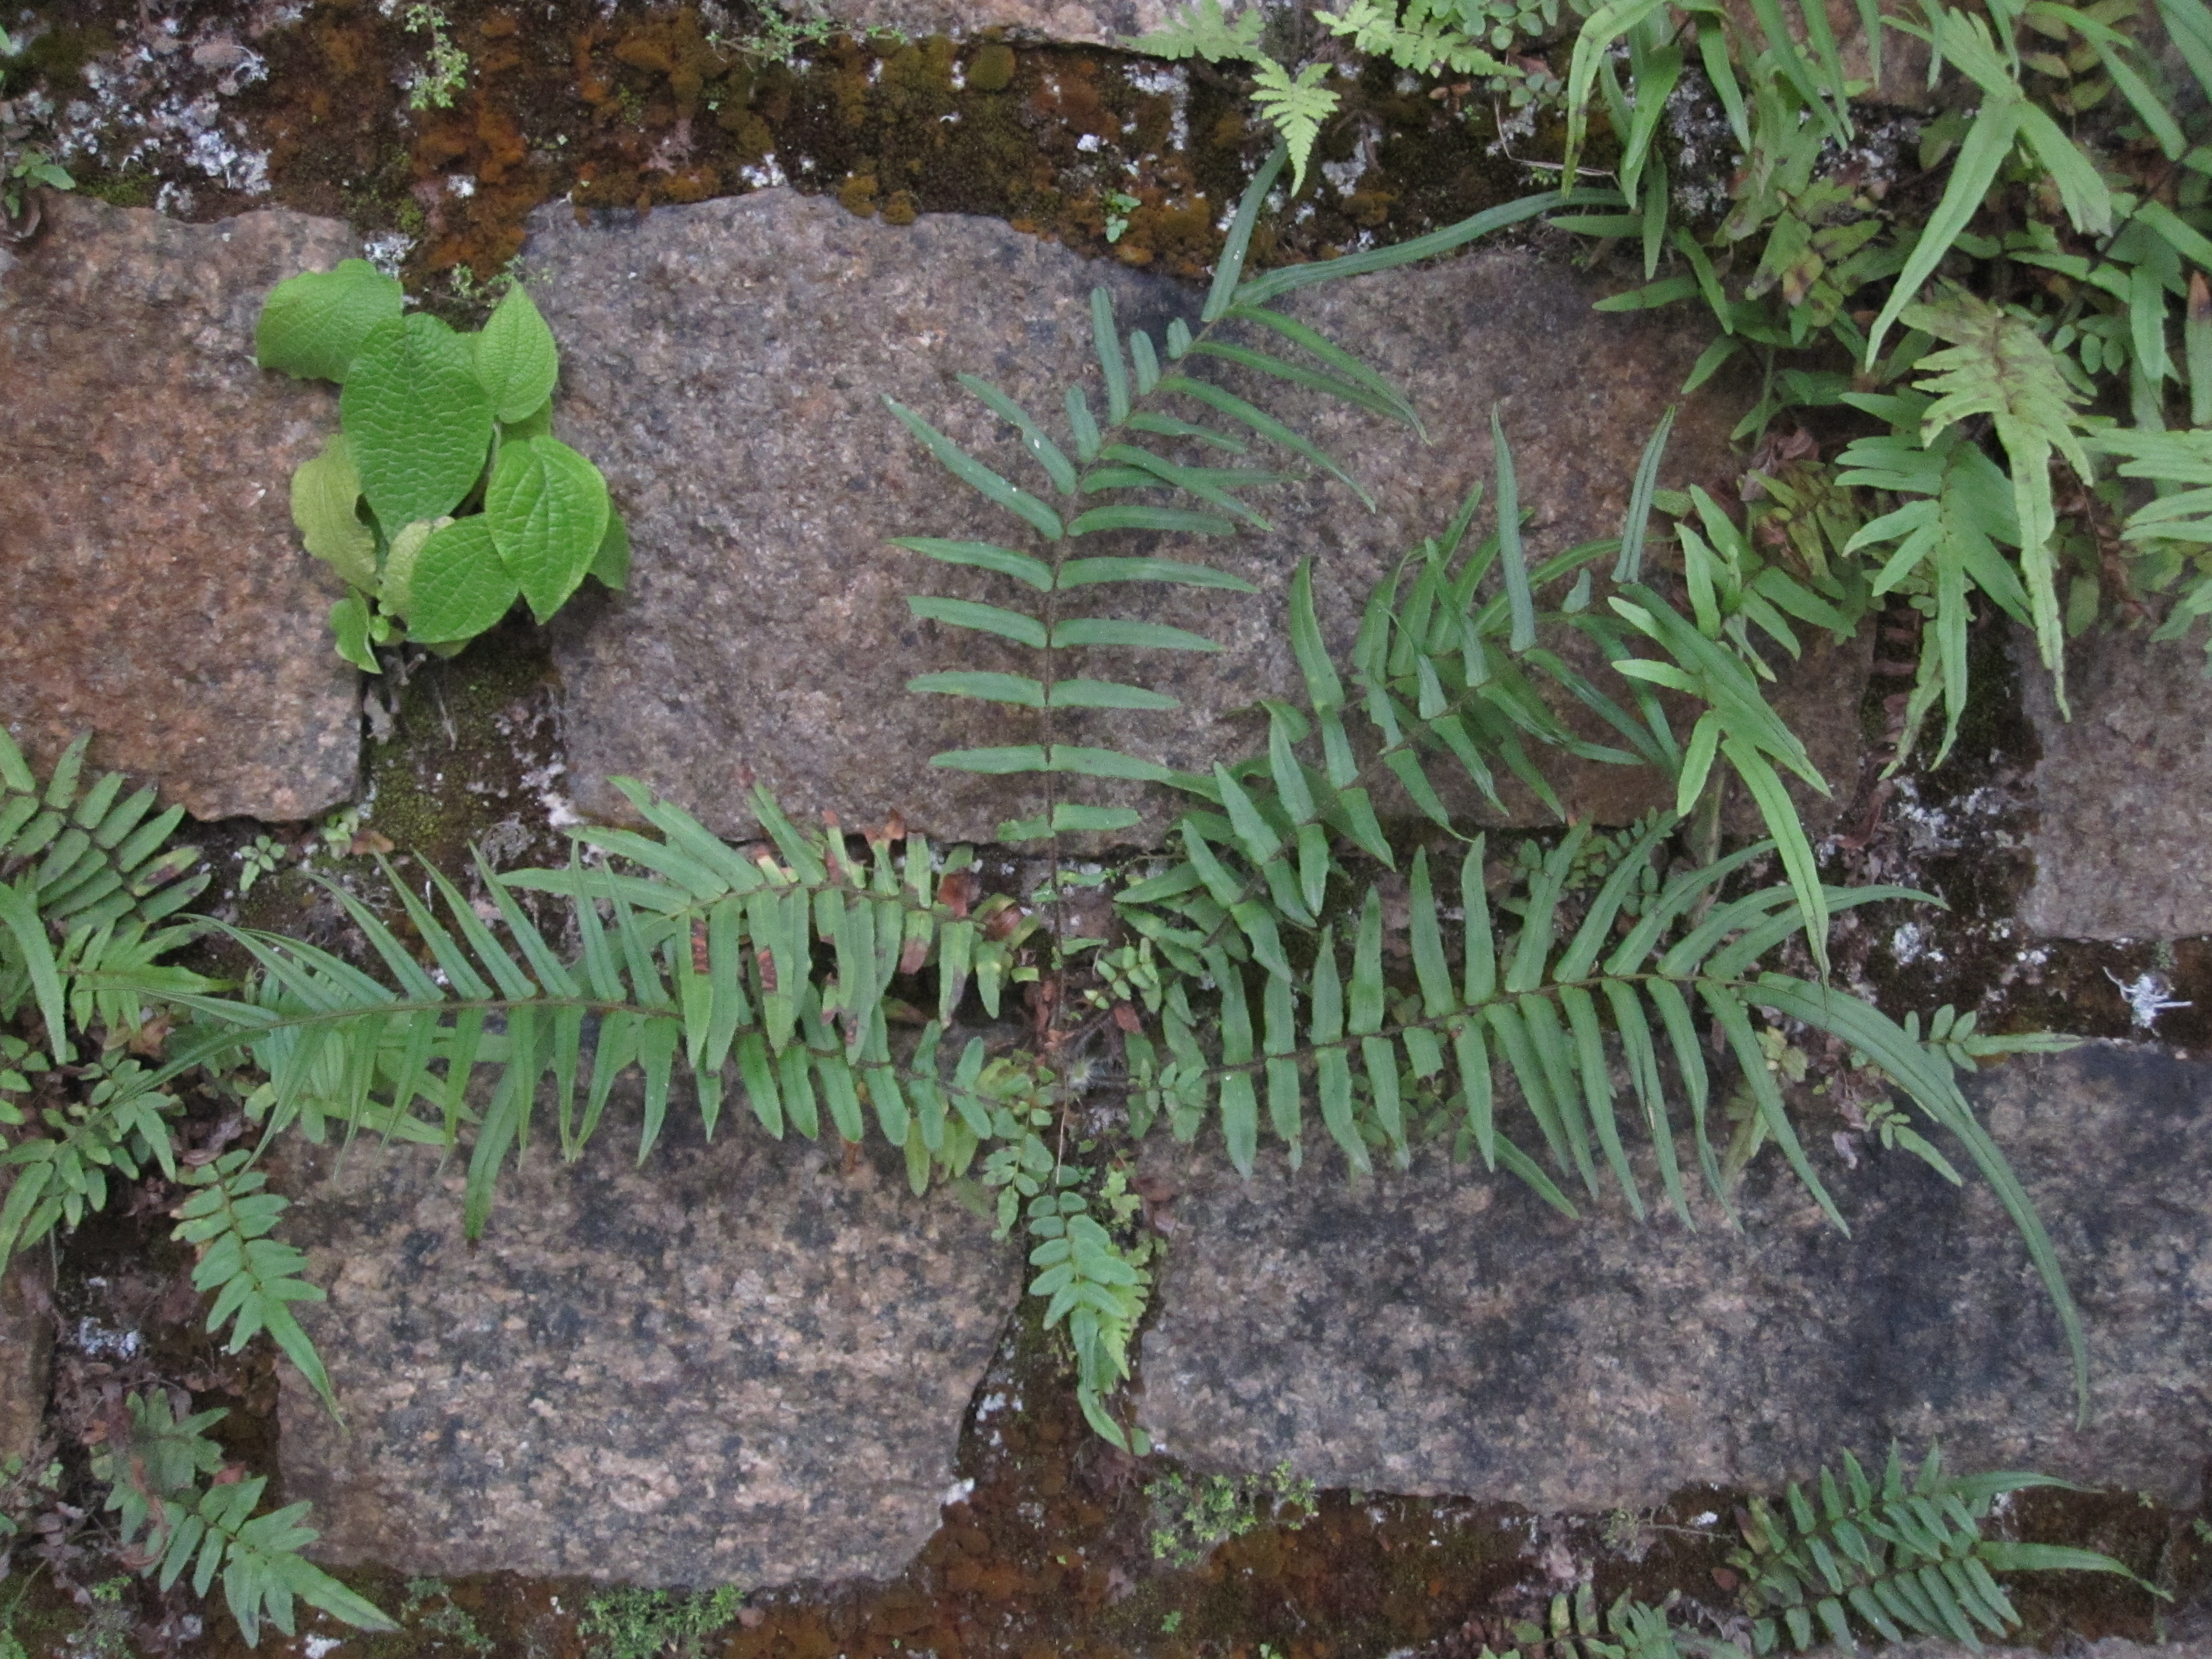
left=0, top=195, right=361, bottom=823
left=1136, top=1042, right=2212, bottom=1513
left=274, top=1097, right=1019, bottom=1587
left=2018, top=625, right=2212, bottom=940
left=0, top=1264, right=50, bottom=1469
left=530, top=189, right=1865, bottom=847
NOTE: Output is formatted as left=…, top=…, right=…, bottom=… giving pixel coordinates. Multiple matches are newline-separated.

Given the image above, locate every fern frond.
left=0, top=1058, right=178, bottom=1264
left=144, top=781, right=1040, bottom=1209
left=1130, top=0, right=1269, bottom=61
left=0, top=728, right=207, bottom=935
left=93, top=1390, right=397, bottom=1647
left=1249, top=61, right=1340, bottom=194
left=1838, top=400, right=2030, bottom=768
left=96, top=1390, right=227, bottom=1548
left=1314, top=0, right=1506, bottom=76
left=1902, top=288, right=2094, bottom=712
left=150, top=1476, right=396, bottom=1647
left=1729, top=1444, right=2152, bottom=1651
left=889, top=152, right=1416, bottom=832
left=171, top=1152, right=338, bottom=1417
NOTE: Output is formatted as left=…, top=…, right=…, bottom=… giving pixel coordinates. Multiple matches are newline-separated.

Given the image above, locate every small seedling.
left=237, top=834, right=286, bottom=895
left=577, top=1584, right=745, bottom=1659
left=398, top=2, right=469, bottom=109
left=257, top=263, right=628, bottom=665
left=1103, top=189, right=1141, bottom=244
left=1147, top=1462, right=1317, bottom=1567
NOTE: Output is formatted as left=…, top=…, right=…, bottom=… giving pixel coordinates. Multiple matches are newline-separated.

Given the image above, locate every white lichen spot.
left=302, top=1638, right=344, bottom=1659
left=73, top=1317, right=142, bottom=1360
left=1319, top=155, right=1364, bottom=197
left=739, top=154, right=788, bottom=190
left=361, top=230, right=414, bottom=277
left=1076, top=131, right=1102, bottom=153
left=2106, top=969, right=2191, bottom=1031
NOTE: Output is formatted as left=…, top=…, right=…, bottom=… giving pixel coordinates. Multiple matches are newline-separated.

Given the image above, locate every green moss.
left=74, top=170, right=156, bottom=208
left=966, top=40, right=1016, bottom=93
left=18, top=20, right=115, bottom=89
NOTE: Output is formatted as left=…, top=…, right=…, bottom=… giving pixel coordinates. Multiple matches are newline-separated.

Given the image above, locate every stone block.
left=2018, top=625, right=2212, bottom=940
left=0, top=195, right=360, bottom=823
left=0, top=1263, right=50, bottom=1469
left=274, top=1099, right=1019, bottom=1587
left=531, top=190, right=1864, bottom=848
left=1135, top=1043, right=2212, bottom=1512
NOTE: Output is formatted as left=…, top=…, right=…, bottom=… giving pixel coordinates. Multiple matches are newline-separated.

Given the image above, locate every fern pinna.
left=93, top=1390, right=397, bottom=1647
left=1727, top=1444, right=2154, bottom=1652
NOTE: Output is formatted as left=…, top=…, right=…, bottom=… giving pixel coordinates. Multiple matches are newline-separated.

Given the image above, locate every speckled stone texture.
left=811, top=0, right=1176, bottom=42
left=530, top=190, right=1867, bottom=847
left=273, top=1096, right=1018, bottom=1587
left=0, top=1264, right=51, bottom=1467
left=0, top=195, right=360, bottom=822
left=1136, top=1042, right=2212, bottom=1512
left=2018, top=625, right=2212, bottom=940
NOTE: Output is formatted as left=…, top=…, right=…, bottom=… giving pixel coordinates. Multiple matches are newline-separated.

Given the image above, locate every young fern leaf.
left=95, top=1392, right=397, bottom=1648
left=1249, top=61, right=1340, bottom=194
left=172, top=1151, right=340, bottom=1418
left=1838, top=400, right=2030, bottom=769
left=0, top=729, right=207, bottom=935
left=1130, top=0, right=1269, bottom=62
left=1902, top=288, right=2094, bottom=713
left=1728, top=1444, right=2153, bottom=1651
left=0, top=1059, right=178, bottom=1263
left=1607, top=585, right=1834, bottom=972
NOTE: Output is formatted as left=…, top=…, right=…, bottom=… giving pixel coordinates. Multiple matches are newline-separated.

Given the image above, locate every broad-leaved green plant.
left=257, top=262, right=628, bottom=667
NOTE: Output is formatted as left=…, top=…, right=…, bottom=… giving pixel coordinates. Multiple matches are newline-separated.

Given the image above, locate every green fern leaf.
left=1903, top=288, right=2093, bottom=710
left=172, top=1152, right=338, bottom=1417
left=1249, top=61, right=1339, bottom=194
left=1130, top=0, right=1269, bottom=61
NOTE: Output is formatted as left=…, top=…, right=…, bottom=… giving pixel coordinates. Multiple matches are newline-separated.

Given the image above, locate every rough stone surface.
left=2019, top=625, right=2212, bottom=940
left=0, top=1264, right=50, bottom=1468
left=1136, top=1042, right=2212, bottom=1512
left=0, top=194, right=360, bottom=823
left=273, top=1095, right=1018, bottom=1587
left=810, top=0, right=1176, bottom=45
left=534, top=190, right=1865, bottom=847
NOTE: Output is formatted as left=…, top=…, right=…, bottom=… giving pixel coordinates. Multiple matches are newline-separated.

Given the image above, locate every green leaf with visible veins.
left=378, top=517, right=442, bottom=617
left=473, top=284, right=561, bottom=422
left=341, top=315, right=494, bottom=531
left=486, top=435, right=611, bottom=621
left=289, top=434, right=376, bottom=590
left=330, top=592, right=379, bottom=672
left=589, top=506, right=632, bottom=590
left=255, top=259, right=404, bottom=383
left=406, top=517, right=518, bottom=643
